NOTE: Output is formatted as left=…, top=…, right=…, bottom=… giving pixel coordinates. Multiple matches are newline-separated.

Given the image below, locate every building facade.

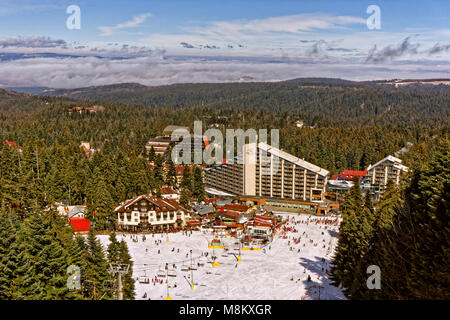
left=205, top=142, right=329, bottom=202
left=145, top=137, right=173, bottom=156
left=115, top=195, right=189, bottom=231
left=366, top=155, right=408, bottom=195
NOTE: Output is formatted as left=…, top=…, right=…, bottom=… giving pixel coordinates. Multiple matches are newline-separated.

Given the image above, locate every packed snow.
left=98, top=213, right=345, bottom=300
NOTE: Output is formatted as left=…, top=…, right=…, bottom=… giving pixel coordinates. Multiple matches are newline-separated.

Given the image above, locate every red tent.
left=70, top=218, right=90, bottom=232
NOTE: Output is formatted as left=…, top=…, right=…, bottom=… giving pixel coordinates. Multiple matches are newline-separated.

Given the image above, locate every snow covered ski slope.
left=98, top=213, right=345, bottom=300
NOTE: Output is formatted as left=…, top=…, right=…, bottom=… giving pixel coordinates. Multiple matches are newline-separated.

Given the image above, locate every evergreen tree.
left=180, top=187, right=191, bottom=207
left=0, top=211, right=20, bottom=299
left=87, top=168, right=115, bottom=230
left=192, top=166, right=206, bottom=202
left=180, top=166, right=192, bottom=190
left=165, top=158, right=177, bottom=188
left=117, top=240, right=135, bottom=300
left=153, top=155, right=164, bottom=188
left=84, top=229, right=112, bottom=299
left=330, top=176, right=362, bottom=293
left=148, top=146, right=156, bottom=162
left=363, top=191, right=374, bottom=214
left=107, top=230, right=120, bottom=264
left=392, top=139, right=449, bottom=299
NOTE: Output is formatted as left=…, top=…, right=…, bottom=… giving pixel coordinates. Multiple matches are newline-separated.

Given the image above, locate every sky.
left=0, top=0, right=449, bottom=88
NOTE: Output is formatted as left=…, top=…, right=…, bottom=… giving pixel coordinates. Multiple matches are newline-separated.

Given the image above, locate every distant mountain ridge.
left=7, top=77, right=448, bottom=96
left=1, top=79, right=449, bottom=127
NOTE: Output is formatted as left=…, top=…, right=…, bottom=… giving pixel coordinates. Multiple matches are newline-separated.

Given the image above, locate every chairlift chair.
left=167, top=269, right=177, bottom=277
left=189, top=264, right=198, bottom=271
left=181, top=263, right=190, bottom=272
left=138, top=271, right=150, bottom=284
left=157, top=266, right=166, bottom=278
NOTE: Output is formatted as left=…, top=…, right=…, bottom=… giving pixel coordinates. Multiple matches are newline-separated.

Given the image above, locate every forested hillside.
left=0, top=81, right=448, bottom=300
left=41, top=82, right=450, bottom=127
left=0, top=87, right=447, bottom=218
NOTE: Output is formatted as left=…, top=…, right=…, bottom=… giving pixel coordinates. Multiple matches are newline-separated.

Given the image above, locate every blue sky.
left=0, top=0, right=448, bottom=88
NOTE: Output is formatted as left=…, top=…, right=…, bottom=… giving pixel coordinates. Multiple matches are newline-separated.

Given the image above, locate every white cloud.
left=99, top=13, right=152, bottom=36
left=0, top=54, right=449, bottom=89
left=185, top=14, right=365, bottom=39
left=0, top=35, right=66, bottom=48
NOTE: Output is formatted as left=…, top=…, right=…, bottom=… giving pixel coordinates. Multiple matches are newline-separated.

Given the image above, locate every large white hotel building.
left=204, top=142, right=329, bottom=202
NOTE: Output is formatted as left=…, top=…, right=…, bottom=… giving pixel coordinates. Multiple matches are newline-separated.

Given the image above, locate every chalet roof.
left=114, top=195, right=187, bottom=213
left=257, top=142, right=329, bottom=177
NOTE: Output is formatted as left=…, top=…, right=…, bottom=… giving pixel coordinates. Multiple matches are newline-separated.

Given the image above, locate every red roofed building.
left=70, top=217, right=90, bottom=233
left=216, top=210, right=241, bottom=224
left=161, top=186, right=179, bottom=200
left=333, top=169, right=367, bottom=181
left=253, top=214, right=275, bottom=227
left=3, top=141, right=23, bottom=153
left=222, top=203, right=250, bottom=213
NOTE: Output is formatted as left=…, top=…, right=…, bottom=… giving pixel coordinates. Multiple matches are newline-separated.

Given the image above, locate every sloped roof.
left=223, top=203, right=249, bottom=212
left=114, top=195, right=187, bottom=213
left=367, top=155, right=408, bottom=172
left=68, top=206, right=86, bottom=219
left=257, top=142, right=329, bottom=177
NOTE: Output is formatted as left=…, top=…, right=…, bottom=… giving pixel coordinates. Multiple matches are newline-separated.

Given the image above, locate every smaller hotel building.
left=366, top=155, right=408, bottom=195
left=115, top=195, right=190, bottom=231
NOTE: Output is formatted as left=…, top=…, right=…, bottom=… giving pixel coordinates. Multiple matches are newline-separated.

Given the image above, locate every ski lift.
left=167, top=269, right=177, bottom=277
left=189, top=264, right=197, bottom=271
left=181, top=263, right=190, bottom=272
left=197, top=257, right=206, bottom=267
left=157, top=266, right=166, bottom=278
left=138, top=271, right=150, bottom=284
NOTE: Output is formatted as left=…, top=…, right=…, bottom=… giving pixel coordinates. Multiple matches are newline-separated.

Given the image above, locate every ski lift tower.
left=109, top=263, right=130, bottom=300
left=189, top=249, right=195, bottom=290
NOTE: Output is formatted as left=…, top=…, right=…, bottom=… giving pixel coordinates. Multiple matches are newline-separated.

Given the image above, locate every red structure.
left=331, top=169, right=367, bottom=181
left=70, top=218, right=90, bottom=232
